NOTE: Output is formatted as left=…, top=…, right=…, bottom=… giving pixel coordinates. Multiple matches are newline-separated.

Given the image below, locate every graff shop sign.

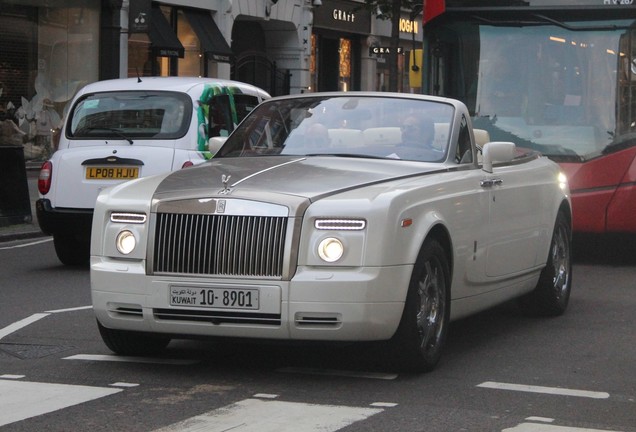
left=313, top=0, right=371, bottom=35
left=369, top=47, right=404, bottom=56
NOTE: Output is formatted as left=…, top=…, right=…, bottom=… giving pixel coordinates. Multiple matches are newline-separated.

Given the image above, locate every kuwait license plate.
left=85, top=166, right=139, bottom=180
left=170, top=286, right=259, bottom=310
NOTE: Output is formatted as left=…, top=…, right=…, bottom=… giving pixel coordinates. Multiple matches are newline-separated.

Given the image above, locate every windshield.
left=68, top=91, right=192, bottom=140
left=433, top=19, right=636, bottom=161
left=216, top=95, right=454, bottom=163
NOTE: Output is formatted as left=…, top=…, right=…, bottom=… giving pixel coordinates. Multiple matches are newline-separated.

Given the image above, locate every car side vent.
left=108, top=304, right=144, bottom=319
left=295, top=313, right=342, bottom=328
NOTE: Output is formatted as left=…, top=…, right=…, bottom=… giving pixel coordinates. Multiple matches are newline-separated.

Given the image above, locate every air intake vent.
left=295, top=313, right=342, bottom=328
left=154, top=308, right=281, bottom=326
left=107, top=304, right=144, bottom=319
left=152, top=213, right=287, bottom=277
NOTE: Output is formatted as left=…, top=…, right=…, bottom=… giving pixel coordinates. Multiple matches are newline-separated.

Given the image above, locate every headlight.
left=318, top=237, right=344, bottom=262
left=558, top=172, right=568, bottom=191
left=115, top=230, right=137, bottom=255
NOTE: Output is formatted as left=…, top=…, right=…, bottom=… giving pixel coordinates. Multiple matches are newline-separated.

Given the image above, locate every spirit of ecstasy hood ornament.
left=220, top=174, right=232, bottom=195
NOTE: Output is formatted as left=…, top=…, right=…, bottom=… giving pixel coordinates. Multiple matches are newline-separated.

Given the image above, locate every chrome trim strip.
left=230, top=158, right=306, bottom=188
left=315, top=219, right=366, bottom=231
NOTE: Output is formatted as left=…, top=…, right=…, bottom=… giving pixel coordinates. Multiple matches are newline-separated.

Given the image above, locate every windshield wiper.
left=473, top=14, right=631, bottom=31
left=533, top=14, right=631, bottom=31
left=304, top=153, right=387, bottom=160
left=75, top=126, right=134, bottom=145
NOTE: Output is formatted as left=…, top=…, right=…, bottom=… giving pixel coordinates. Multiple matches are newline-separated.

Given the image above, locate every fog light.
left=116, top=230, right=136, bottom=255
left=318, top=237, right=344, bottom=262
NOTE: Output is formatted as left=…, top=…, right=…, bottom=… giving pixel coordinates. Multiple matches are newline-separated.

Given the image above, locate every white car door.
left=482, top=160, right=550, bottom=278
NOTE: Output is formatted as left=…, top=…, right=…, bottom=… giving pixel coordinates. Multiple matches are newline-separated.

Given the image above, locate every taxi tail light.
left=38, top=161, right=52, bottom=195
left=181, top=161, right=194, bottom=169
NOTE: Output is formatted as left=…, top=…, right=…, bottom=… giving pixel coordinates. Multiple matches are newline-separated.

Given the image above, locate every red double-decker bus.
left=423, top=0, right=636, bottom=234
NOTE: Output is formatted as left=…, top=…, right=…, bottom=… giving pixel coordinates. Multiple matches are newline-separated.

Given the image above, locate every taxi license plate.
left=85, top=166, right=139, bottom=180
left=170, top=286, right=259, bottom=310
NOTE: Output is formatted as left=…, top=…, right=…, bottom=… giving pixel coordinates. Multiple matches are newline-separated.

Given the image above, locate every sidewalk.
left=0, top=163, right=48, bottom=243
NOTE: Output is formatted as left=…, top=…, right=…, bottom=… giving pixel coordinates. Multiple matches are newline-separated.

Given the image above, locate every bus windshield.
left=432, top=19, right=636, bottom=161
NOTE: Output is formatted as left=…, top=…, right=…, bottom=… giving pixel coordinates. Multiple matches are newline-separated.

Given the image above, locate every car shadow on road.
left=573, top=233, right=636, bottom=266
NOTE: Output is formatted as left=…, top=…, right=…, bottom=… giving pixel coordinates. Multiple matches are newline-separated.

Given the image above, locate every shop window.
left=177, top=10, right=201, bottom=77
left=0, top=1, right=99, bottom=160
left=339, top=38, right=351, bottom=91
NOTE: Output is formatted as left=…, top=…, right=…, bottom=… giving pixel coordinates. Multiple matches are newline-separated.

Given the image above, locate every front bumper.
left=36, top=198, right=93, bottom=237
left=91, top=257, right=413, bottom=342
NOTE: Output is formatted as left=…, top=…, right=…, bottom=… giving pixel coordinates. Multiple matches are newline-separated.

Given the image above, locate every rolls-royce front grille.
left=153, top=213, right=287, bottom=277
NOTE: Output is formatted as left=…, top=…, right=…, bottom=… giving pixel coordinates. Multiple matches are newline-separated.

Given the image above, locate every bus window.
left=618, top=30, right=636, bottom=135
left=429, top=19, right=633, bottom=160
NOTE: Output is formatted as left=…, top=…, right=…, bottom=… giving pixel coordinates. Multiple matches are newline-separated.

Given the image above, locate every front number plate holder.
left=170, top=286, right=259, bottom=310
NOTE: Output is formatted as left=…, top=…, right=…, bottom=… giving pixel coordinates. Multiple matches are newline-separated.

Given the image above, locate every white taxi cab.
left=36, top=77, right=269, bottom=265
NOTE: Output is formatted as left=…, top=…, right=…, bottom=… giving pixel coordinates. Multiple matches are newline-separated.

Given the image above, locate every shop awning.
left=184, top=9, right=233, bottom=63
left=149, top=7, right=184, bottom=58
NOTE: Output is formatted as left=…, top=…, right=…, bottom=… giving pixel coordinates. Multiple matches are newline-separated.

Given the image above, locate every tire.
left=53, top=234, right=89, bottom=266
left=390, top=239, right=450, bottom=373
left=97, top=320, right=171, bottom=356
left=519, top=211, right=572, bottom=316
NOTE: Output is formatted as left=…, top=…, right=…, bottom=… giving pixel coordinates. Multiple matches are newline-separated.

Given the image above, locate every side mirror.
left=208, top=136, right=228, bottom=156
left=482, top=141, right=515, bottom=173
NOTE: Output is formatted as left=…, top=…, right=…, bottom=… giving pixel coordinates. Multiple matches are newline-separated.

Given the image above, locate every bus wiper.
left=76, top=126, right=134, bottom=144
left=602, top=134, right=636, bottom=154
left=473, top=14, right=631, bottom=31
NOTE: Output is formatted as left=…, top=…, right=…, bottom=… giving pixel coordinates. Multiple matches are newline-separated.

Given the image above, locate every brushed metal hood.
left=154, top=156, right=442, bottom=204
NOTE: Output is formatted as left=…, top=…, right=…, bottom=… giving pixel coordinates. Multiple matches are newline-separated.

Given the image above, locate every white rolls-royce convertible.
left=90, top=92, right=572, bottom=372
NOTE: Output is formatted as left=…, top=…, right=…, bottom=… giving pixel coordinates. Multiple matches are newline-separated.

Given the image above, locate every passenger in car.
left=399, top=115, right=435, bottom=148
left=304, top=123, right=331, bottom=147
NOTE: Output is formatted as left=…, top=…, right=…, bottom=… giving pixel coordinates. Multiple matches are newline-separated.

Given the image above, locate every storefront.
left=127, top=1, right=232, bottom=79
left=371, top=10, right=424, bottom=93
left=0, top=0, right=320, bottom=165
left=0, top=0, right=105, bottom=160
left=310, top=0, right=371, bottom=92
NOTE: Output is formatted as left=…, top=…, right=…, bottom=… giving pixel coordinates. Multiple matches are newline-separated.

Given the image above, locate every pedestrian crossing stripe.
left=153, top=398, right=384, bottom=432
left=0, top=379, right=122, bottom=427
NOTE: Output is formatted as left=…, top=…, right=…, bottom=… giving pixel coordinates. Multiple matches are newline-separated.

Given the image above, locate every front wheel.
left=390, top=239, right=450, bottom=373
left=519, top=211, right=572, bottom=316
left=97, top=320, right=171, bottom=356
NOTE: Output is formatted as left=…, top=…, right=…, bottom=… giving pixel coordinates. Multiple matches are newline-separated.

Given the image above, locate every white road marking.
left=152, top=398, right=384, bottom=432
left=110, top=382, right=139, bottom=388
left=526, top=417, right=555, bottom=423
left=0, top=374, right=25, bottom=379
left=0, top=306, right=92, bottom=340
left=503, top=422, right=623, bottom=432
left=278, top=366, right=398, bottom=380
left=0, top=238, right=52, bottom=250
left=64, top=353, right=198, bottom=365
left=0, top=379, right=121, bottom=427
left=253, top=393, right=279, bottom=399
left=0, top=313, right=49, bottom=340
left=370, top=402, right=399, bottom=407
left=46, top=305, right=92, bottom=313
left=477, top=382, right=610, bottom=399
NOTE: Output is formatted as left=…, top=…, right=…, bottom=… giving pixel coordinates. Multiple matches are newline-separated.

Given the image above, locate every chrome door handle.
left=480, top=178, right=503, bottom=188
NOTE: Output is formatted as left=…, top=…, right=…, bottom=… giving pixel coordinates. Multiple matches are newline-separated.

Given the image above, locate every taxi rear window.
left=68, top=91, right=192, bottom=140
